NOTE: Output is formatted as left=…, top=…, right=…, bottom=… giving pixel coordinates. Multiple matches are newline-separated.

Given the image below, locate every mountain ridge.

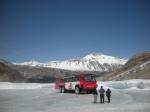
left=13, top=53, right=128, bottom=72
left=0, top=52, right=150, bottom=83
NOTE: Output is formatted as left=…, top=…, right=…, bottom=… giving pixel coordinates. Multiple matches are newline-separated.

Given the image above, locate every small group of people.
left=92, top=86, right=111, bottom=104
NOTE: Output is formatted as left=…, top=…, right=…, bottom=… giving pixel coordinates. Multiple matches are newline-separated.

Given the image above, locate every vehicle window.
left=85, top=75, right=95, bottom=81
left=64, top=76, right=78, bottom=82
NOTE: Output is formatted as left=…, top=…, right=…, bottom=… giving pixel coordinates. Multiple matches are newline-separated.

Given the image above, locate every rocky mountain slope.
left=0, top=60, right=24, bottom=82
left=0, top=59, right=104, bottom=83
left=100, top=52, right=150, bottom=81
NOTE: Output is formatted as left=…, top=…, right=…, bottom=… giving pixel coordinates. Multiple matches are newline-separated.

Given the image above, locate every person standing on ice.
left=99, top=86, right=105, bottom=103
left=92, top=88, right=98, bottom=103
left=106, top=88, right=111, bottom=103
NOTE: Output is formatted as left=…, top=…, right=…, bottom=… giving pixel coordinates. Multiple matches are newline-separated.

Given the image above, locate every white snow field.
left=0, top=80, right=150, bottom=112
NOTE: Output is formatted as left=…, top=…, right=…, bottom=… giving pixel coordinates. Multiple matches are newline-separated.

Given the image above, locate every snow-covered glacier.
left=0, top=79, right=150, bottom=112
left=0, top=79, right=150, bottom=90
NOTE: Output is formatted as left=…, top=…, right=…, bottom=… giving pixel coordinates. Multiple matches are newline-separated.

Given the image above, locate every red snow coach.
left=55, top=74, right=97, bottom=94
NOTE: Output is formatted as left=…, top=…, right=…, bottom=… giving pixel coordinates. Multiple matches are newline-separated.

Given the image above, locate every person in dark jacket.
left=99, top=86, right=105, bottom=103
left=92, top=88, right=98, bottom=103
left=106, top=88, right=111, bottom=103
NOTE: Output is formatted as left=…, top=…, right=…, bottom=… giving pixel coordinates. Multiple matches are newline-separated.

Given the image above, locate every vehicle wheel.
left=61, top=86, right=65, bottom=93
left=75, top=86, right=80, bottom=94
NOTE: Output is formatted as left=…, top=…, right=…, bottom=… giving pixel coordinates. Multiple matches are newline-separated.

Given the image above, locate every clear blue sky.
left=0, top=0, right=150, bottom=62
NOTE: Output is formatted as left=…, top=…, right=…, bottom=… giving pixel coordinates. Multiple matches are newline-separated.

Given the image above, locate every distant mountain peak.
left=83, top=53, right=127, bottom=64
left=85, top=53, right=104, bottom=57
left=13, top=53, right=128, bottom=72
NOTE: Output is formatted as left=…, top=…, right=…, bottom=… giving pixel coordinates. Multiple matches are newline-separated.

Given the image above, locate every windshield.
left=84, top=75, right=96, bottom=81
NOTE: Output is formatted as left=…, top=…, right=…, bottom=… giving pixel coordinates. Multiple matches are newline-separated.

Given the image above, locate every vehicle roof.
left=56, top=74, right=95, bottom=79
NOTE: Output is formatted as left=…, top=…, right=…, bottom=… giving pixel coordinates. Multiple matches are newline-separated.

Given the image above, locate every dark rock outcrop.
left=0, top=61, right=24, bottom=82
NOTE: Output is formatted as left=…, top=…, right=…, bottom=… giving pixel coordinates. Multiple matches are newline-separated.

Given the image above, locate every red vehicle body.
left=55, top=74, right=97, bottom=94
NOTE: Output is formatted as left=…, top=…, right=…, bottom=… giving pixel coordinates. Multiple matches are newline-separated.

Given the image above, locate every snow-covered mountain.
left=14, top=53, right=128, bottom=72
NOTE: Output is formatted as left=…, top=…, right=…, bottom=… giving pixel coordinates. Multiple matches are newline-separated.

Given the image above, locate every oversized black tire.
left=60, top=86, right=65, bottom=93
left=75, top=86, right=80, bottom=94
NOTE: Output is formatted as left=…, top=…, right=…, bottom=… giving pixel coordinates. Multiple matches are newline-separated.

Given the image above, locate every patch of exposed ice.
left=97, top=79, right=150, bottom=90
